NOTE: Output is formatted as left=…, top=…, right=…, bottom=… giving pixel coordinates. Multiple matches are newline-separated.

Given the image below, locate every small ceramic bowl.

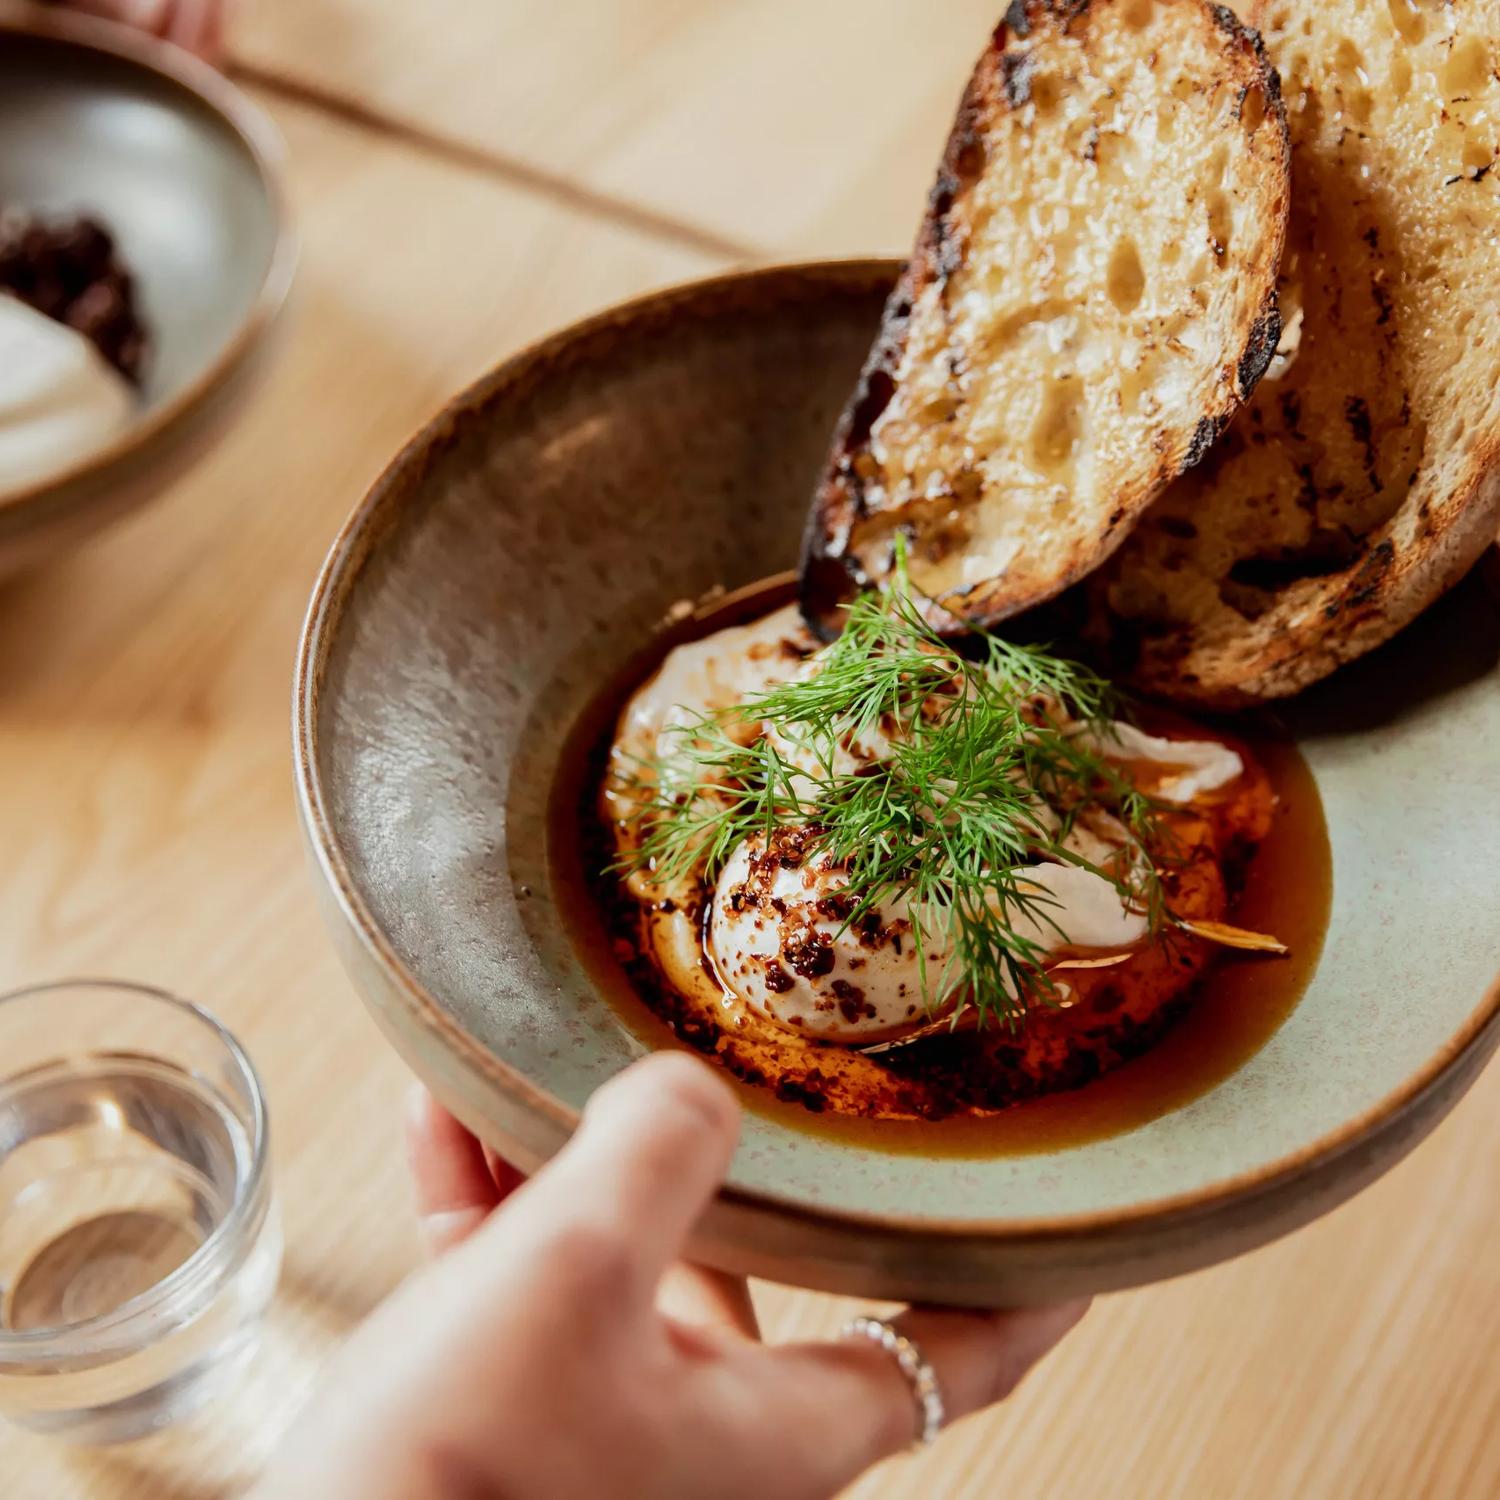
left=0, top=13, right=293, bottom=575
left=294, top=261, right=1500, bottom=1305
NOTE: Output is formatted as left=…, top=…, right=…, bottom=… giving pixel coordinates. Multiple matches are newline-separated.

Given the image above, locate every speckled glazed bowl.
left=295, top=261, right=1500, bottom=1305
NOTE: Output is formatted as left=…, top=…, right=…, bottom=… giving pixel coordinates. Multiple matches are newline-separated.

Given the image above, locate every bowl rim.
left=0, top=10, right=297, bottom=516
left=293, top=256, right=1500, bottom=1243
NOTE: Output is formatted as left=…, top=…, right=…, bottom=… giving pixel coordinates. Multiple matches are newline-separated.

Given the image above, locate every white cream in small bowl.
left=0, top=293, right=135, bottom=495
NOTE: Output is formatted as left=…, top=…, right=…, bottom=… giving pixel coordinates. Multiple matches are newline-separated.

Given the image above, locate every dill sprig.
left=618, top=558, right=1167, bottom=1027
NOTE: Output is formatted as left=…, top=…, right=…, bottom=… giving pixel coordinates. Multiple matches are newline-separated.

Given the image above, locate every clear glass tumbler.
left=0, top=980, right=280, bottom=1444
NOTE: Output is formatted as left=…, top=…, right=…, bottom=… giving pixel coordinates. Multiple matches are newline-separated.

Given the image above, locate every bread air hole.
left=1030, top=70, right=1061, bottom=117
left=1206, top=190, right=1233, bottom=257
left=1241, top=85, right=1267, bottom=134
left=1386, top=0, right=1425, bottom=45
left=1031, top=376, right=1085, bottom=477
left=985, top=299, right=1074, bottom=353
left=1390, top=53, right=1413, bottom=98
left=1334, top=40, right=1374, bottom=127
left=1419, top=237, right=1453, bottom=280
left=1463, top=137, right=1494, bottom=174
left=1120, top=0, right=1154, bottom=29
left=1107, top=238, right=1146, bottom=312
left=1443, top=36, right=1491, bottom=98
left=1335, top=37, right=1366, bottom=82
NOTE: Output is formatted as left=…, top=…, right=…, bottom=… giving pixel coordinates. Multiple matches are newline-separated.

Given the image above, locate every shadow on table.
left=276, top=1251, right=400, bottom=1334
left=68, top=1256, right=385, bottom=1499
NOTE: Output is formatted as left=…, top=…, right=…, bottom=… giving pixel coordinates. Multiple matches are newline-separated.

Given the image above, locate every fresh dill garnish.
left=617, top=553, right=1168, bottom=1028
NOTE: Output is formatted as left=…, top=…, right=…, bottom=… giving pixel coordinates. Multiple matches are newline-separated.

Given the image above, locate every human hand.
left=256, top=1053, right=1088, bottom=1500
left=53, top=0, right=227, bottom=60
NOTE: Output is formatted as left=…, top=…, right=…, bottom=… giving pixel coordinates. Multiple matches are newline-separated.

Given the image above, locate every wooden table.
left=3, top=3, right=1500, bottom=1496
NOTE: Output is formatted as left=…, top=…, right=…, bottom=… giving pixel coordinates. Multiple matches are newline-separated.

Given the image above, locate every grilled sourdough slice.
left=1092, top=0, right=1500, bottom=706
left=801, top=0, right=1290, bottom=637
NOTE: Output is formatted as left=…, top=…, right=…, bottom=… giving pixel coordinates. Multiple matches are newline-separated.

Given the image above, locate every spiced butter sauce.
left=550, top=576, right=1332, bottom=1158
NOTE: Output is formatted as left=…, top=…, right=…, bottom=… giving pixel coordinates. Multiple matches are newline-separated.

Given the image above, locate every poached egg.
left=708, top=831, right=1151, bottom=1042
left=615, top=606, right=1245, bottom=1044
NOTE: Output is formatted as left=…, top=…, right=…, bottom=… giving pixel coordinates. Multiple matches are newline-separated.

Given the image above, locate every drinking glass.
left=0, top=980, right=280, bottom=1444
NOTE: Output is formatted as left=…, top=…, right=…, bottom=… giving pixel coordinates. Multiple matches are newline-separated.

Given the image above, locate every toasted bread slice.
left=801, top=0, right=1290, bottom=637
left=1091, top=0, right=1500, bottom=706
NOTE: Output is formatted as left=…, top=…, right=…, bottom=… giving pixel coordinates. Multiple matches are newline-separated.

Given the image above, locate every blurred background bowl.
left=295, top=261, right=1500, bottom=1306
left=0, top=11, right=293, bottom=575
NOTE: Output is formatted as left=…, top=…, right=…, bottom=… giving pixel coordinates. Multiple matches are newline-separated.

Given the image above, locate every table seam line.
left=229, top=59, right=762, bottom=265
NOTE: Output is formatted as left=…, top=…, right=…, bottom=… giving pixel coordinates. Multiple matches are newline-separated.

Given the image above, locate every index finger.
left=472, top=1051, right=741, bottom=1302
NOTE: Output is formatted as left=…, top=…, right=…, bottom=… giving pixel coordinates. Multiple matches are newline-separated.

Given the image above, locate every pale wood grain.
left=231, top=0, right=1004, bottom=259
left=231, top=0, right=1258, bottom=261
left=0, top=86, right=713, bottom=1500
left=5, top=6, right=1500, bottom=1499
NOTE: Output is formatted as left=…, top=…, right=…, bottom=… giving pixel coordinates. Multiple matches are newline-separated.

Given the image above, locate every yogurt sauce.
left=613, top=604, right=1245, bottom=1043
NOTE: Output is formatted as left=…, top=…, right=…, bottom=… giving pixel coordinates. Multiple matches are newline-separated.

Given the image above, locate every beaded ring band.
left=840, top=1315, right=946, bottom=1446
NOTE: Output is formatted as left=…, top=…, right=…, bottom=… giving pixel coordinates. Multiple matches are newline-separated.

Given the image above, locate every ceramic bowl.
left=0, top=13, right=293, bottom=575
left=295, top=261, right=1500, bottom=1305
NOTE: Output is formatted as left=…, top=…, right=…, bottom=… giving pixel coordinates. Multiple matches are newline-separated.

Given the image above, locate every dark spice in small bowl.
left=0, top=206, right=149, bottom=382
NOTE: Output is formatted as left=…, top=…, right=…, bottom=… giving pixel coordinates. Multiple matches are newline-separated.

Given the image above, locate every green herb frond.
left=617, top=552, right=1167, bottom=1027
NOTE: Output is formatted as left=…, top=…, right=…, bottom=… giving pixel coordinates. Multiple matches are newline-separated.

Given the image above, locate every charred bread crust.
left=800, top=62, right=994, bottom=638
left=1121, top=466, right=1500, bottom=709
left=800, top=0, right=1291, bottom=641
left=1237, top=295, right=1282, bottom=396
left=1092, top=0, right=1500, bottom=705
left=1201, top=5, right=1287, bottom=403
left=802, top=10, right=1064, bottom=638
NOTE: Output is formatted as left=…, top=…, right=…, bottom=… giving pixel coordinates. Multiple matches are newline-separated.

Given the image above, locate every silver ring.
left=840, top=1315, right=945, bottom=1446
